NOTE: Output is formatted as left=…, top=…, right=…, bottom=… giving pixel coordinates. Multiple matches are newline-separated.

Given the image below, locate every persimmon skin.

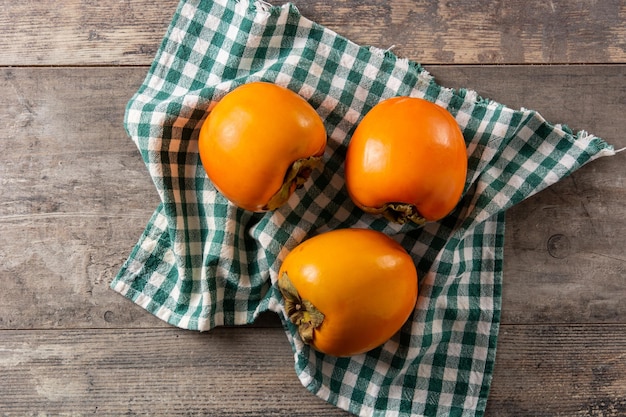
left=198, top=82, right=327, bottom=212
left=278, top=228, right=418, bottom=357
left=345, top=96, right=468, bottom=223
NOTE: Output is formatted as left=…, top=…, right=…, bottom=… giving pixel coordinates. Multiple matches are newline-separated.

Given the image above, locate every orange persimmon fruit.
left=198, top=81, right=327, bottom=212
left=345, top=96, right=468, bottom=225
left=277, top=228, right=418, bottom=357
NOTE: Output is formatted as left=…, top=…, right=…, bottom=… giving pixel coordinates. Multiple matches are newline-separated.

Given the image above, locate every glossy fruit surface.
left=277, top=228, right=418, bottom=357
left=345, top=96, right=467, bottom=224
left=198, top=82, right=327, bottom=212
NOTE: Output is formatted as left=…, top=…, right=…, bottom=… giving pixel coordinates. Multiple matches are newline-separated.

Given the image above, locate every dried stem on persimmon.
left=277, top=272, right=324, bottom=345
left=361, top=202, right=427, bottom=226
left=264, top=155, right=322, bottom=211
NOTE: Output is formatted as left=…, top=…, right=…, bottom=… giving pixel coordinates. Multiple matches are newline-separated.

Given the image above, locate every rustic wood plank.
left=0, top=215, right=167, bottom=329
left=0, top=67, right=163, bottom=329
left=1, top=0, right=624, bottom=66
left=0, top=324, right=623, bottom=416
left=0, top=67, right=155, bottom=219
left=0, top=327, right=352, bottom=416
left=0, top=0, right=176, bottom=66
left=503, top=184, right=626, bottom=325
left=1, top=65, right=624, bottom=330
left=290, top=0, right=626, bottom=65
left=486, top=324, right=626, bottom=417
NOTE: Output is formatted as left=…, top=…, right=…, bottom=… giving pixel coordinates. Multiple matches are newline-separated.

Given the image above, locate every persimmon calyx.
left=264, top=155, right=323, bottom=211
left=277, top=272, right=324, bottom=345
left=361, top=202, right=427, bottom=226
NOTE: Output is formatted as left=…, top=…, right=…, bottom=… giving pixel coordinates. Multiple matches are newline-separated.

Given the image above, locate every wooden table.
left=1, top=1, right=625, bottom=415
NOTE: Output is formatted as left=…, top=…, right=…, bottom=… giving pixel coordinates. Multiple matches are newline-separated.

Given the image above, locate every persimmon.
left=198, top=82, right=327, bottom=212
left=277, top=228, right=418, bottom=357
left=345, top=96, right=467, bottom=225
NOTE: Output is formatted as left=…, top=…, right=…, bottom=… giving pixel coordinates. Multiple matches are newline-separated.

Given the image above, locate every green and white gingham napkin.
left=111, top=1, right=615, bottom=415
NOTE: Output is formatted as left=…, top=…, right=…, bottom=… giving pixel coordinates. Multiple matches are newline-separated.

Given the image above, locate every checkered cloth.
left=110, top=1, right=615, bottom=416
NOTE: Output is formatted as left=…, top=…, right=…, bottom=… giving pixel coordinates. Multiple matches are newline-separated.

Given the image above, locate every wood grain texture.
left=0, top=327, right=351, bottom=416
left=486, top=324, right=626, bottom=417
left=0, top=325, right=624, bottom=416
left=0, top=67, right=163, bottom=329
left=0, top=0, right=175, bottom=66
left=290, top=0, right=626, bottom=64
left=1, top=0, right=624, bottom=66
left=0, top=68, right=154, bottom=220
